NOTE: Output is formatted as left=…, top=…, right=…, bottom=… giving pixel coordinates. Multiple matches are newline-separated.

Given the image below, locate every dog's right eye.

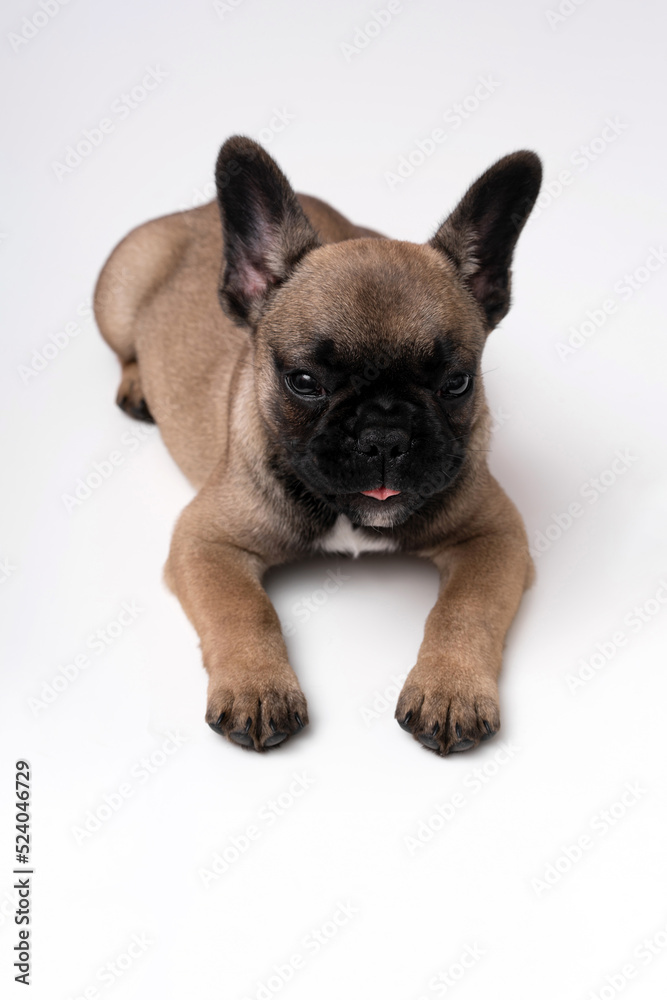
left=285, top=372, right=325, bottom=397
left=437, top=373, right=473, bottom=398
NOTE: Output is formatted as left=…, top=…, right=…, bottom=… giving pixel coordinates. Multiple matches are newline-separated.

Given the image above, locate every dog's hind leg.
left=94, top=216, right=182, bottom=424
left=95, top=235, right=153, bottom=422
left=115, top=360, right=155, bottom=423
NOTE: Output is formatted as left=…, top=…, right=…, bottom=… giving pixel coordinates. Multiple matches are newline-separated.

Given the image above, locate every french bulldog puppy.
left=95, top=136, right=541, bottom=755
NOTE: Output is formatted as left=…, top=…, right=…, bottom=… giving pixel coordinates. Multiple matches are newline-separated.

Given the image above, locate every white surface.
left=2, top=1, right=667, bottom=997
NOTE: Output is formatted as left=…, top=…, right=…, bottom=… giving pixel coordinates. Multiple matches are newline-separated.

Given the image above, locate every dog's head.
left=215, top=137, right=541, bottom=527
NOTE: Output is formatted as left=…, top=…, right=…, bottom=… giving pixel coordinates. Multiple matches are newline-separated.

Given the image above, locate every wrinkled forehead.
left=262, top=239, right=486, bottom=366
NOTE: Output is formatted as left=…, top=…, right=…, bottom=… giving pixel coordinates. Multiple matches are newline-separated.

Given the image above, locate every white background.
left=2, top=1, right=667, bottom=997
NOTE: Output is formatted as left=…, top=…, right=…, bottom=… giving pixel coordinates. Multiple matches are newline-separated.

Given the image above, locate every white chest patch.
left=316, top=515, right=399, bottom=557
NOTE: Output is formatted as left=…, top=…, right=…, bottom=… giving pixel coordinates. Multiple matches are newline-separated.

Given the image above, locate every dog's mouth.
left=337, top=486, right=410, bottom=528
left=359, top=487, right=402, bottom=501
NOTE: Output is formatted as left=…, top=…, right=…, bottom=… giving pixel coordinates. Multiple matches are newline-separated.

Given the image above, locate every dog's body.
left=95, top=138, right=541, bottom=754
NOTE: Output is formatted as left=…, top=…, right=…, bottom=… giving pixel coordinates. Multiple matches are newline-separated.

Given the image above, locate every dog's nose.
left=357, top=424, right=411, bottom=459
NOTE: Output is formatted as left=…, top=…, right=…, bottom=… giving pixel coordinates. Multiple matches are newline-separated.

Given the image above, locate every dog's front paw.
left=205, top=672, right=308, bottom=752
left=395, top=666, right=500, bottom=756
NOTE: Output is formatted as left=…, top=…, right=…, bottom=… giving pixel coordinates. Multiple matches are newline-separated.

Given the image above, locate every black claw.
left=208, top=712, right=225, bottom=735
left=417, top=732, right=440, bottom=750
left=230, top=731, right=254, bottom=747
left=295, top=713, right=304, bottom=730
left=135, top=399, right=155, bottom=423
left=449, top=739, right=475, bottom=753
left=398, top=711, right=413, bottom=732
left=431, top=723, right=439, bottom=736
left=264, top=731, right=288, bottom=747
left=455, top=723, right=462, bottom=739
left=269, top=720, right=277, bottom=733
left=480, top=721, right=496, bottom=741
left=117, top=394, right=155, bottom=424
left=129, top=398, right=155, bottom=423
left=243, top=718, right=252, bottom=734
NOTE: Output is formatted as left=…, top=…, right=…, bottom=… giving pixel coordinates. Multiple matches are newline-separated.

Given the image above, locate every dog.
left=94, top=136, right=541, bottom=755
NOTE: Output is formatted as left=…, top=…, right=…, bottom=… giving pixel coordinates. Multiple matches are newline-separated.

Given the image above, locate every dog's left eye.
left=285, top=372, right=325, bottom=397
left=438, top=374, right=472, bottom=397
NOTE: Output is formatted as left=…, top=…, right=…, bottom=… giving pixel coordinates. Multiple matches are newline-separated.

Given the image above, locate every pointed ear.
left=429, top=151, right=542, bottom=330
left=215, top=136, right=321, bottom=326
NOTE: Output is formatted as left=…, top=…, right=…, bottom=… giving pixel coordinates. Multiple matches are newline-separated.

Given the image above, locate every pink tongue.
left=360, top=487, right=401, bottom=501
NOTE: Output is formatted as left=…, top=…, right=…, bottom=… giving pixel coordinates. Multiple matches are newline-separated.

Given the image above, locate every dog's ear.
left=215, top=136, right=321, bottom=326
left=429, top=151, right=542, bottom=330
